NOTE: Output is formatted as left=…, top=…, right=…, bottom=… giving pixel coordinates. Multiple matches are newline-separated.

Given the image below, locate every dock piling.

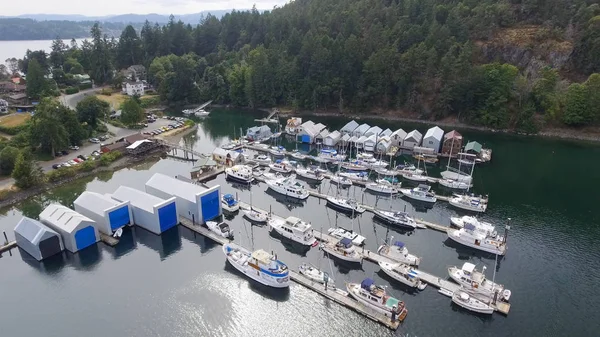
left=3, top=231, right=7, bottom=244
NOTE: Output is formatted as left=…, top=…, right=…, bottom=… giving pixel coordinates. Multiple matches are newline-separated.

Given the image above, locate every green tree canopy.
left=120, top=97, right=144, bottom=125
left=76, top=96, right=110, bottom=129
left=26, top=58, right=46, bottom=100
left=116, top=25, right=143, bottom=70
left=0, top=146, right=20, bottom=175
left=29, top=98, right=69, bottom=155
left=12, top=151, right=44, bottom=189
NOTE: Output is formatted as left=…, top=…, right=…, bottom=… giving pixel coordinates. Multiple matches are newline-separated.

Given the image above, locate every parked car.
left=61, top=150, right=69, bottom=155
left=77, top=155, right=87, bottom=161
left=91, top=151, right=101, bottom=157
left=62, top=162, right=71, bottom=167
left=52, top=164, right=62, bottom=169
left=89, top=138, right=100, bottom=143
left=98, top=135, right=108, bottom=141
left=68, top=160, right=78, bottom=165
left=73, top=158, right=82, bottom=163
left=69, top=145, right=79, bottom=150
left=55, top=152, right=63, bottom=157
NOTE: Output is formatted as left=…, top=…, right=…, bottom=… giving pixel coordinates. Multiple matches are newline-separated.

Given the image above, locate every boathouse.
left=380, top=128, right=393, bottom=137
left=403, top=130, right=423, bottom=149
left=14, top=217, right=64, bottom=261
left=324, top=130, right=342, bottom=146
left=340, top=120, right=359, bottom=135
left=213, top=148, right=244, bottom=166
left=365, top=126, right=383, bottom=137
left=297, top=121, right=318, bottom=143
left=355, top=135, right=369, bottom=149
left=465, top=141, right=482, bottom=155
left=285, top=117, right=302, bottom=134
left=352, top=123, right=370, bottom=138
left=246, top=125, right=272, bottom=141
left=111, top=186, right=179, bottom=235
left=390, top=129, right=407, bottom=147
left=442, top=130, right=463, bottom=156
left=316, top=129, right=330, bottom=144
left=40, top=204, right=99, bottom=253
left=423, top=126, right=444, bottom=153
left=339, top=133, right=351, bottom=146
left=364, top=134, right=378, bottom=152
left=145, top=173, right=222, bottom=224
left=74, top=191, right=133, bottom=235
left=376, top=136, right=392, bottom=153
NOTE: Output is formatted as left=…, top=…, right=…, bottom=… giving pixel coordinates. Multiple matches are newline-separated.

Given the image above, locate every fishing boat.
left=377, top=238, right=421, bottom=266
left=338, top=171, right=369, bottom=182
left=347, top=278, right=408, bottom=320
left=295, top=167, right=325, bottom=182
left=330, top=175, right=353, bottom=187
left=223, top=243, right=290, bottom=288
left=254, top=154, right=272, bottom=166
left=225, top=165, right=255, bottom=184
left=269, top=145, right=286, bottom=157
left=448, top=262, right=511, bottom=302
left=320, top=238, right=362, bottom=263
left=269, top=160, right=294, bottom=173
left=326, top=196, right=365, bottom=214
left=365, top=179, right=399, bottom=194
left=373, top=210, right=417, bottom=230
left=266, top=177, right=310, bottom=200
left=400, top=184, right=437, bottom=203
left=327, top=227, right=366, bottom=246
left=449, top=194, right=488, bottom=212
left=221, top=194, right=240, bottom=212
left=451, top=291, right=494, bottom=315
left=341, top=161, right=368, bottom=171
left=450, top=216, right=495, bottom=235
left=268, top=216, right=317, bottom=246
left=206, top=221, right=233, bottom=238
left=447, top=223, right=507, bottom=255
left=298, top=263, right=333, bottom=284
left=378, top=261, right=427, bottom=290
left=290, top=149, right=307, bottom=160
left=439, top=178, right=471, bottom=190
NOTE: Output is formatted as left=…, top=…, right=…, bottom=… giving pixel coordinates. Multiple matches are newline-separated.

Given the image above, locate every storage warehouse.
left=145, top=173, right=222, bottom=224
left=423, top=126, right=445, bottom=153
left=74, top=191, right=132, bottom=235
left=111, top=186, right=179, bottom=235
left=14, top=217, right=64, bottom=261
left=40, top=204, right=99, bottom=253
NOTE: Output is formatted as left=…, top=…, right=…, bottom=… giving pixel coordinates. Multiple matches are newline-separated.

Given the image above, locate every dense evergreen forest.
left=12, top=0, right=600, bottom=131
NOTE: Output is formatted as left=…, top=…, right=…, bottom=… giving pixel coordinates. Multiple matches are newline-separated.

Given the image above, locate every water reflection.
left=135, top=226, right=182, bottom=260
left=223, top=262, right=291, bottom=302
left=264, top=188, right=307, bottom=211
left=102, top=226, right=137, bottom=259
left=69, top=244, right=102, bottom=271
left=179, top=226, right=220, bottom=254
left=19, top=248, right=67, bottom=274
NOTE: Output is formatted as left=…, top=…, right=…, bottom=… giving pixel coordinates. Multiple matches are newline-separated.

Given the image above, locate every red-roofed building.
left=442, top=130, right=463, bottom=156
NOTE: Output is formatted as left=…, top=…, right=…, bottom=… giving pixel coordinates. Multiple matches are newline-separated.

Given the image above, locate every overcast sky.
left=3, top=0, right=289, bottom=16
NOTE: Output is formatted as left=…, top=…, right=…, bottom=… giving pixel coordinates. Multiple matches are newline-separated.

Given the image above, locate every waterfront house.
left=365, top=126, right=383, bottom=137
left=324, top=130, right=342, bottom=146
left=14, top=217, right=64, bottom=261
left=442, top=130, right=463, bottom=156
left=126, top=139, right=157, bottom=155
left=111, top=186, right=178, bottom=235
left=340, top=120, right=359, bottom=135
left=126, top=65, right=147, bottom=81
left=380, top=128, right=393, bottom=137
left=122, top=81, right=145, bottom=96
left=352, top=123, right=370, bottom=138
left=285, top=117, right=302, bottom=134
left=145, top=173, right=222, bottom=224
left=74, top=191, right=133, bottom=236
left=376, top=136, right=392, bottom=153
left=465, top=141, right=482, bottom=155
left=423, top=126, right=444, bottom=153
left=364, top=134, right=378, bottom=152
left=212, top=147, right=244, bottom=166
left=246, top=125, right=272, bottom=141
left=403, top=130, right=423, bottom=149
left=40, top=204, right=99, bottom=253
left=390, top=129, right=407, bottom=147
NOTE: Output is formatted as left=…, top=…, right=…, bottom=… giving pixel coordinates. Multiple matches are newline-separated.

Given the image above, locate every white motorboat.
left=326, top=196, right=365, bottom=214
left=183, top=106, right=210, bottom=117
left=400, top=184, right=437, bottom=203
left=447, top=223, right=507, bottom=255
left=448, top=262, right=511, bottom=302
left=269, top=146, right=286, bottom=157
left=377, top=238, right=421, bottom=266
left=366, top=179, right=399, bottom=194
left=450, top=216, right=496, bottom=236
left=206, top=221, right=233, bottom=238
left=318, top=149, right=346, bottom=162
left=221, top=194, right=240, bottom=212
left=338, top=171, right=369, bottom=182
left=359, top=158, right=389, bottom=169
left=298, top=263, right=333, bottom=284
left=243, top=207, right=269, bottom=223
left=223, top=243, right=290, bottom=288
left=356, top=152, right=374, bottom=160
left=327, top=227, right=366, bottom=246
left=378, top=261, right=427, bottom=290
left=266, top=177, right=310, bottom=200
left=320, top=238, right=362, bottom=263
left=295, top=167, right=325, bottom=182
left=451, top=291, right=494, bottom=315
left=439, top=178, right=471, bottom=190
left=262, top=171, right=283, bottom=181
left=330, top=174, right=353, bottom=187
left=375, top=168, right=400, bottom=176
left=449, top=194, right=488, bottom=212
left=347, top=278, right=408, bottom=320
left=401, top=172, right=429, bottom=183
left=373, top=210, right=417, bottom=230
left=269, top=160, right=294, bottom=173
left=269, top=216, right=317, bottom=246
left=341, top=162, right=368, bottom=171
left=225, top=165, right=255, bottom=184
left=440, top=170, right=473, bottom=183
left=254, top=154, right=272, bottom=166
left=290, top=150, right=307, bottom=160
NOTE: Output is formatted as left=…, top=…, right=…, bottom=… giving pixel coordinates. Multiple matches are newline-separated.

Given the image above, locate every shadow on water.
left=222, top=262, right=291, bottom=302
left=19, top=248, right=67, bottom=275
left=322, top=252, right=364, bottom=274
left=227, top=181, right=252, bottom=192
left=135, top=225, right=182, bottom=260
left=264, top=188, right=307, bottom=211
left=69, top=244, right=102, bottom=271
left=102, top=226, right=137, bottom=259
left=375, top=270, right=421, bottom=297
left=442, top=238, right=505, bottom=264
left=179, top=225, right=220, bottom=254
left=268, top=231, right=311, bottom=257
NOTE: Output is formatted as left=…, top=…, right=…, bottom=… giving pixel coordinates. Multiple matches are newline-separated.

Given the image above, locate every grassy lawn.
left=0, top=113, right=31, bottom=127
left=96, top=93, right=159, bottom=109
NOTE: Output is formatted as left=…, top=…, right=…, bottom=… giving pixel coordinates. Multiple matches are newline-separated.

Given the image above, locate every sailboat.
left=299, top=220, right=335, bottom=284
left=451, top=290, right=494, bottom=315
left=366, top=179, right=400, bottom=194
left=401, top=155, right=428, bottom=182
left=373, top=186, right=417, bottom=230
left=243, top=192, right=269, bottom=223
left=447, top=153, right=488, bottom=212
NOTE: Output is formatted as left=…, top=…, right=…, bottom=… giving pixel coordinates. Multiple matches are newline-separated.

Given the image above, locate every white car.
left=69, top=145, right=79, bottom=150
left=89, top=138, right=100, bottom=143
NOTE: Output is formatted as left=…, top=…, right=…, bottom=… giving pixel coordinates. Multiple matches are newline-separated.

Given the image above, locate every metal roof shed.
left=324, top=130, right=341, bottom=146
left=404, top=130, right=423, bottom=149
left=352, top=124, right=370, bottom=138
left=364, top=135, right=378, bottom=152
left=355, top=135, right=369, bottom=149
left=14, top=216, right=64, bottom=261
left=111, top=186, right=179, bottom=235
left=376, top=136, right=392, bottom=153
left=423, top=126, right=445, bottom=153
left=40, top=204, right=99, bottom=253
left=74, top=191, right=133, bottom=235
left=145, top=173, right=222, bottom=224
left=340, top=120, right=359, bottom=134
left=465, top=141, right=482, bottom=154
left=391, top=129, right=407, bottom=146
left=380, top=128, right=393, bottom=137
left=365, top=126, right=383, bottom=137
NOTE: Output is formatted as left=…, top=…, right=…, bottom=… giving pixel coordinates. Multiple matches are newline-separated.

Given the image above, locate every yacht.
left=330, top=175, right=353, bottom=187
left=206, top=221, right=233, bottom=239
left=341, top=161, right=368, bottom=171
left=254, top=154, right=272, bottom=166
left=221, top=194, right=240, bottom=212
left=318, top=149, right=346, bottom=162
left=295, top=167, right=325, bottom=182
left=225, top=165, right=255, bottom=184
left=223, top=244, right=290, bottom=288
left=365, top=179, right=399, bottom=194
left=438, top=178, right=471, bottom=190
left=400, top=184, right=437, bottom=203
left=447, top=223, right=507, bottom=255
left=375, top=168, right=400, bottom=176
left=347, top=278, right=408, bottom=320
left=338, top=171, right=369, bottom=182
left=449, top=194, right=488, bottom=212
left=326, top=196, right=365, bottom=214
left=441, top=170, right=473, bottom=183
left=373, top=210, right=417, bottom=230
left=327, top=227, right=366, bottom=246
left=359, top=158, right=389, bottom=169
left=290, top=150, right=307, bottom=160
left=451, top=291, right=494, bottom=315
left=269, top=145, right=286, bottom=157
left=268, top=216, right=317, bottom=246
left=450, top=216, right=496, bottom=235
left=377, top=238, right=421, bottom=266
left=320, top=238, right=363, bottom=263
left=378, top=261, right=427, bottom=290
left=401, top=172, right=429, bottom=183
left=266, top=177, right=310, bottom=200
left=269, top=160, right=294, bottom=173
left=448, top=262, right=511, bottom=302
left=298, top=263, right=333, bottom=284
left=243, top=207, right=269, bottom=223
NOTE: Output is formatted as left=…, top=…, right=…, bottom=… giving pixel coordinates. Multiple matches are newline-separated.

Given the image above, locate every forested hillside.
left=15, top=0, right=600, bottom=131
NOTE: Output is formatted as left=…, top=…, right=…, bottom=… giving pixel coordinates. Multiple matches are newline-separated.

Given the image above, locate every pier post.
left=3, top=231, right=7, bottom=244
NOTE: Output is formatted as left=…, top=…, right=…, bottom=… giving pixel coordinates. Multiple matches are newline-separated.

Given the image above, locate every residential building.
left=122, top=81, right=145, bottom=96
left=126, top=65, right=147, bottom=81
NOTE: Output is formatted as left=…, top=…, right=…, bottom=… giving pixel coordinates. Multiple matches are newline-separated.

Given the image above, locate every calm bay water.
left=1, top=108, right=599, bottom=337
left=0, top=38, right=89, bottom=65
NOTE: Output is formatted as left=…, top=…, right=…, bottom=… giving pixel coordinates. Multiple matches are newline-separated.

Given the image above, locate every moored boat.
left=221, top=194, right=240, bottom=212
left=320, top=238, right=362, bottom=263
left=295, top=167, right=325, bottom=182
left=223, top=243, right=290, bottom=288
left=451, top=291, right=494, bottom=315
left=378, top=261, right=427, bottom=290
left=266, top=177, right=310, bottom=200
left=298, top=263, right=333, bottom=284
left=347, top=278, right=408, bottom=320
left=377, top=238, right=420, bottom=266
left=327, top=227, right=366, bottom=246
left=341, top=161, right=368, bottom=171
left=268, top=216, right=317, bottom=246
left=439, top=178, right=471, bottom=190
left=338, top=171, right=369, bottom=182
left=254, top=154, right=272, bottom=166
left=206, top=221, right=233, bottom=238
left=448, top=262, right=511, bottom=302
left=269, top=145, right=286, bottom=157
left=449, top=194, right=488, bottom=212
left=365, top=179, right=399, bottom=194
left=447, top=223, right=507, bottom=255
left=400, top=184, right=437, bottom=203
left=330, top=174, right=353, bottom=187
left=269, top=160, right=294, bottom=173
left=326, top=196, right=365, bottom=214
left=450, top=216, right=495, bottom=235
left=243, top=207, right=269, bottom=223
left=290, top=150, right=307, bottom=160
left=373, top=210, right=417, bottom=230
left=225, top=165, right=255, bottom=184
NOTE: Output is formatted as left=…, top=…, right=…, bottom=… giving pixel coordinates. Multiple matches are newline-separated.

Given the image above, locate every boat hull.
left=377, top=245, right=420, bottom=265
left=225, top=173, right=255, bottom=184
left=269, top=223, right=316, bottom=246
left=452, top=292, right=494, bottom=315
left=449, top=198, right=487, bottom=212
left=347, top=283, right=407, bottom=319
left=373, top=211, right=417, bottom=230
left=243, top=209, right=268, bottom=223
left=378, top=262, right=426, bottom=290
left=223, top=244, right=290, bottom=288
left=321, top=245, right=362, bottom=263
left=267, top=184, right=310, bottom=200
left=447, top=230, right=506, bottom=255
left=400, top=189, right=437, bottom=203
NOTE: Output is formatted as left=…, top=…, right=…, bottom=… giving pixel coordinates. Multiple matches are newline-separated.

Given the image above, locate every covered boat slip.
left=110, top=186, right=179, bottom=235
left=14, top=217, right=64, bottom=261
left=39, top=204, right=99, bottom=253
left=74, top=191, right=133, bottom=235
left=145, top=173, right=222, bottom=225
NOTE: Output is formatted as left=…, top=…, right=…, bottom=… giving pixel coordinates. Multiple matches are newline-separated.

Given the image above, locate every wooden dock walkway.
left=0, top=240, right=17, bottom=253
left=197, top=167, right=225, bottom=183
left=99, top=233, right=119, bottom=247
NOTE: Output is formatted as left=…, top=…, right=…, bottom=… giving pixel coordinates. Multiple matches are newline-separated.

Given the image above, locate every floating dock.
left=0, top=240, right=17, bottom=253
left=99, top=233, right=119, bottom=247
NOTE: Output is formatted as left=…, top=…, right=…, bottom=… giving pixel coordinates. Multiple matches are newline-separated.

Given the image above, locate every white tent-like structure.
left=74, top=191, right=133, bottom=235
left=14, top=217, right=64, bottom=261
left=40, top=204, right=99, bottom=253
